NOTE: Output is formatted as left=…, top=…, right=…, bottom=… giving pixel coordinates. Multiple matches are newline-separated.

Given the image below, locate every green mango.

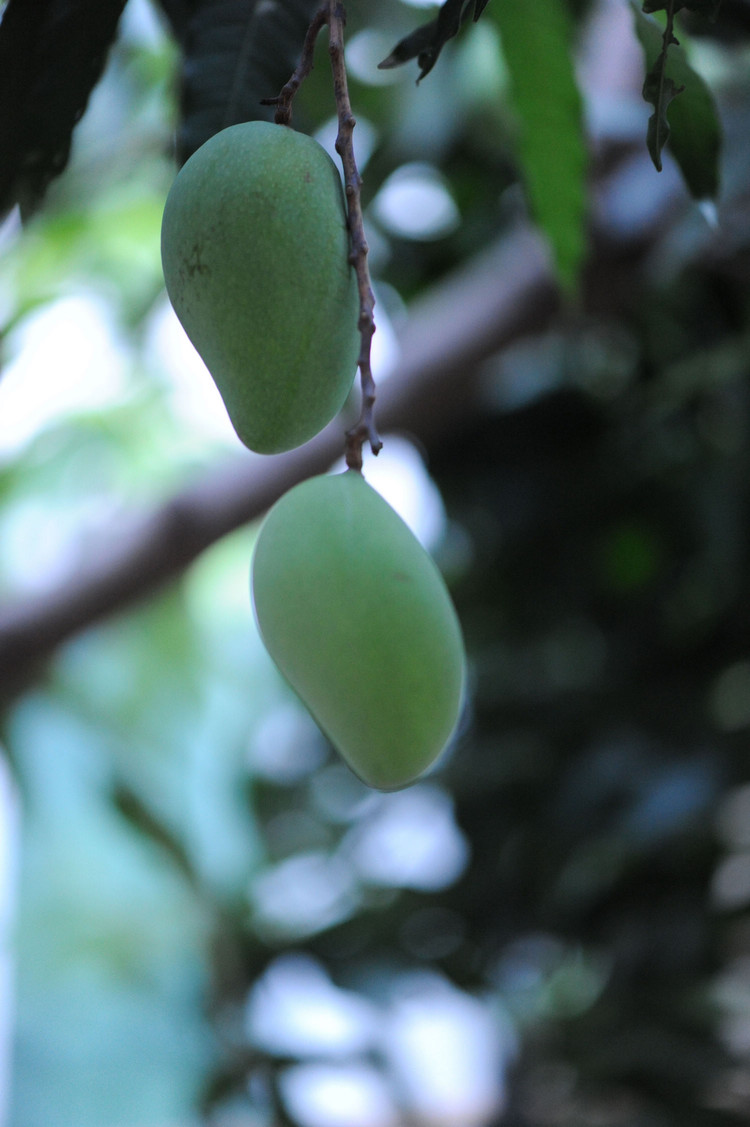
left=251, top=471, right=466, bottom=790
left=161, top=121, right=360, bottom=454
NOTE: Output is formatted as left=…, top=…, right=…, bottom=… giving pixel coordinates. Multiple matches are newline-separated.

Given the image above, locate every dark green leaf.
left=0, top=0, right=127, bottom=220
left=177, top=0, right=319, bottom=164
left=645, top=74, right=681, bottom=170
left=642, top=36, right=684, bottom=172
left=378, top=0, right=490, bottom=82
left=377, top=22, right=441, bottom=72
left=632, top=3, right=722, bottom=198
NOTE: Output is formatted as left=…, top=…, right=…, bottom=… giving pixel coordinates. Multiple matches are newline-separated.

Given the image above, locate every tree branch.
left=0, top=224, right=556, bottom=704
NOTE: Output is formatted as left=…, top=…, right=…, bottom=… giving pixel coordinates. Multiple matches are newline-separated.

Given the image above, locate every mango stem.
left=263, top=2, right=382, bottom=474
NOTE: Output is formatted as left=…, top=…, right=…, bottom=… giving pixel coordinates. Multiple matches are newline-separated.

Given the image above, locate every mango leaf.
left=492, top=0, right=588, bottom=292
left=641, top=16, right=684, bottom=171
left=379, top=0, right=491, bottom=82
left=175, top=0, right=319, bottom=164
left=632, top=3, right=722, bottom=199
left=0, top=0, right=127, bottom=220
left=378, top=21, right=438, bottom=74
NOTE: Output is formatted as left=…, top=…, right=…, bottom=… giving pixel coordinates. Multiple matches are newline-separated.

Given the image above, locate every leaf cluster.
left=378, top=0, right=492, bottom=82
left=0, top=0, right=730, bottom=293
left=0, top=0, right=319, bottom=221
left=634, top=0, right=722, bottom=195
left=0, top=4, right=749, bottom=1123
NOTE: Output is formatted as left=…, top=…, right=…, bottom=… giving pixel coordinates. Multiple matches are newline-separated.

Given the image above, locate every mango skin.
left=161, top=121, right=360, bottom=454
left=251, top=471, right=466, bottom=791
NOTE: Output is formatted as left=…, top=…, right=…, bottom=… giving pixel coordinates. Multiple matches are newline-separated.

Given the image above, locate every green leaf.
left=177, top=0, right=319, bottom=163
left=377, top=20, right=443, bottom=75
left=492, top=0, right=588, bottom=292
left=378, top=0, right=490, bottom=82
left=632, top=3, right=722, bottom=199
left=642, top=29, right=684, bottom=172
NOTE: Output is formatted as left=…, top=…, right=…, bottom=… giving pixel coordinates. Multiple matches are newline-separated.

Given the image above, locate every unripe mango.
left=251, top=471, right=466, bottom=790
left=161, top=121, right=360, bottom=453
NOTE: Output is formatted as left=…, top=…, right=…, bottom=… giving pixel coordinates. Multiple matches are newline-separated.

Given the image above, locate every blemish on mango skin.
left=184, top=242, right=210, bottom=278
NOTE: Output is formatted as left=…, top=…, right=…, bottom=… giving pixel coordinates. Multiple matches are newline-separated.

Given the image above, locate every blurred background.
left=1, top=0, right=750, bottom=1123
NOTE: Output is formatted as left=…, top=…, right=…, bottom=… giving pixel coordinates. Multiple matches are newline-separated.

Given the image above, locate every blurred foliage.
left=491, top=0, right=587, bottom=289
left=0, top=0, right=127, bottom=221
left=1, top=1, right=750, bottom=1127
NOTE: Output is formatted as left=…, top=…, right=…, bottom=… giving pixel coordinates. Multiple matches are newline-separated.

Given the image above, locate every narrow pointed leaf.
left=632, top=3, right=722, bottom=199
left=377, top=21, right=441, bottom=71
left=643, top=65, right=684, bottom=171
left=492, top=0, right=588, bottom=291
left=378, top=0, right=489, bottom=82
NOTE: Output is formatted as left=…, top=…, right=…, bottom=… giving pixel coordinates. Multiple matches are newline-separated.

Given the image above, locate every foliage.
left=489, top=0, right=587, bottom=290
left=0, top=0, right=726, bottom=287
left=0, top=0, right=127, bottom=220
left=633, top=1, right=722, bottom=196
left=171, top=0, right=320, bottom=164
left=378, top=0, right=493, bottom=81
left=0, top=1, right=750, bottom=1126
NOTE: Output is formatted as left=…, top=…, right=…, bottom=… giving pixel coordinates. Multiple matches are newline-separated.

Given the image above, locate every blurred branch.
left=0, top=0, right=675, bottom=703
left=0, top=224, right=557, bottom=703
